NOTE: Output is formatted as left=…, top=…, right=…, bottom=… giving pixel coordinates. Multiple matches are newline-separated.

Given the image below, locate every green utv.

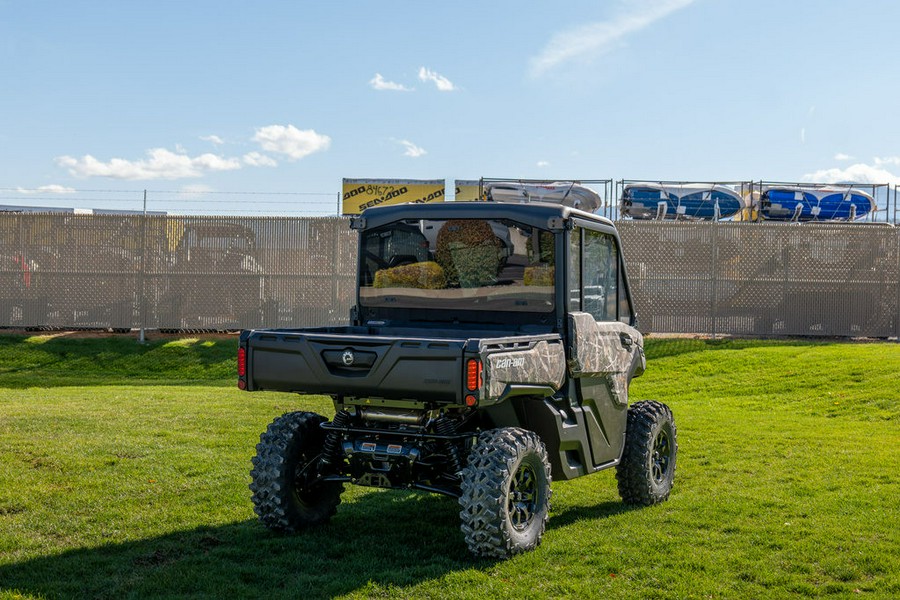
left=238, top=183, right=677, bottom=558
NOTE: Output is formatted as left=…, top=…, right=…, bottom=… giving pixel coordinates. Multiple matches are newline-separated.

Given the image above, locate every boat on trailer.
left=757, top=186, right=874, bottom=221
left=619, top=182, right=747, bottom=221
left=484, top=181, right=604, bottom=213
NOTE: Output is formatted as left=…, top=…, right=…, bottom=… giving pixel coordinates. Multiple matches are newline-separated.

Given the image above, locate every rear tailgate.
left=241, top=329, right=466, bottom=402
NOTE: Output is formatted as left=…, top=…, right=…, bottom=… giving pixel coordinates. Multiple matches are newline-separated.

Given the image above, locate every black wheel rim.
left=292, top=454, right=321, bottom=505
left=508, top=462, right=538, bottom=530
left=651, top=428, right=672, bottom=483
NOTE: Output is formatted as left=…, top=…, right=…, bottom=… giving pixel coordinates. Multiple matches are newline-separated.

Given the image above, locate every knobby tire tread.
left=249, top=411, right=343, bottom=532
left=459, top=427, right=552, bottom=559
left=616, top=400, right=677, bottom=506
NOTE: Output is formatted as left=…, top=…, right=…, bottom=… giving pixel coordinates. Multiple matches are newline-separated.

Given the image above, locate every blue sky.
left=2, top=0, right=900, bottom=215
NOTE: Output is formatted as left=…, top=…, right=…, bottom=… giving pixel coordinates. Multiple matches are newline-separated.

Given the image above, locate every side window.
left=568, top=227, right=581, bottom=311
left=583, top=229, right=617, bottom=322
left=618, top=261, right=632, bottom=324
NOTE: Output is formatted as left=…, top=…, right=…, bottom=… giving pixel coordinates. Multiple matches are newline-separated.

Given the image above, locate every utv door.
left=566, top=225, right=645, bottom=469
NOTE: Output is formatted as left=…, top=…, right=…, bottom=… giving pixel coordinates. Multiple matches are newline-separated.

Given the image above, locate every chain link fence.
left=0, top=214, right=354, bottom=331
left=1, top=213, right=897, bottom=338
left=618, top=221, right=899, bottom=338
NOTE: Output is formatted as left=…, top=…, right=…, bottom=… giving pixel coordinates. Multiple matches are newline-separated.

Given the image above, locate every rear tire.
left=250, top=411, right=343, bottom=531
left=459, top=428, right=552, bottom=558
left=616, top=400, right=677, bottom=505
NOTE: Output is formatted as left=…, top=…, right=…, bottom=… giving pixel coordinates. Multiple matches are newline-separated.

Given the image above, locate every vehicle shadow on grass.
left=0, top=491, right=645, bottom=600
left=548, top=499, right=639, bottom=531
left=0, top=491, right=493, bottom=600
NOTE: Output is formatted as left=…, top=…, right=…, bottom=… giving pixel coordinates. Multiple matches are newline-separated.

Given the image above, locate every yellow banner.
left=342, top=179, right=445, bottom=215
left=453, top=179, right=485, bottom=202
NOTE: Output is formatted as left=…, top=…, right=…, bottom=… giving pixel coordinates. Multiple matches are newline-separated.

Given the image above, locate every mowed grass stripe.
left=0, top=335, right=897, bottom=599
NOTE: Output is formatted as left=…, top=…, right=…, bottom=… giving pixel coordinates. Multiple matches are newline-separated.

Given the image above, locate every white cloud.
left=370, top=73, right=413, bottom=92
left=530, top=0, right=697, bottom=76
left=200, top=134, right=224, bottom=145
left=252, top=124, right=331, bottom=160
left=537, top=160, right=551, bottom=168
left=15, top=185, right=76, bottom=194
left=803, top=162, right=900, bottom=185
left=56, top=148, right=243, bottom=180
left=54, top=125, right=328, bottom=181
left=834, top=153, right=853, bottom=161
left=397, top=139, right=427, bottom=158
left=243, top=152, right=278, bottom=167
left=418, top=67, right=456, bottom=91
left=874, top=156, right=900, bottom=167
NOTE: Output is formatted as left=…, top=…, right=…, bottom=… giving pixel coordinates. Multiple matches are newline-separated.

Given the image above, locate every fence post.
left=710, top=219, right=719, bottom=339
left=138, top=190, right=147, bottom=344
left=895, top=228, right=900, bottom=341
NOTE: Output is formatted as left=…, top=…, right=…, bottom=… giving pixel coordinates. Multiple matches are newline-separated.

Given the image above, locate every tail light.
left=466, top=358, right=483, bottom=391
left=237, top=347, right=247, bottom=388
left=237, top=347, right=246, bottom=376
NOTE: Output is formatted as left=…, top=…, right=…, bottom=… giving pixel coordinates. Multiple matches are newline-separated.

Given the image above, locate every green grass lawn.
left=0, top=334, right=898, bottom=599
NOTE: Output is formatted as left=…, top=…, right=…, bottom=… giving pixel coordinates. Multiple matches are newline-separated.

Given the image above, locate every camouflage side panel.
left=479, top=337, right=566, bottom=403
left=567, top=312, right=644, bottom=406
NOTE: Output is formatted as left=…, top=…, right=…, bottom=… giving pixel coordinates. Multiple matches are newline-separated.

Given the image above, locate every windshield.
left=359, top=218, right=555, bottom=313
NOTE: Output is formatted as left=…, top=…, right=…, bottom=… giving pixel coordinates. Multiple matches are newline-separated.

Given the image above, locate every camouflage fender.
left=567, top=312, right=644, bottom=406
left=479, top=337, right=566, bottom=403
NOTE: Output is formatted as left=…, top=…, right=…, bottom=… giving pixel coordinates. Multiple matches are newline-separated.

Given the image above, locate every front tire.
left=250, top=411, right=343, bottom=531
left=616, top=400, right=677, bottom=505
left=459, top=428, right=552, bottom=558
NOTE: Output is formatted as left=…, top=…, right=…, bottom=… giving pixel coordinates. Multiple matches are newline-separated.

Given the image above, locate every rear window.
left=359, top=218, right=555, bottom=313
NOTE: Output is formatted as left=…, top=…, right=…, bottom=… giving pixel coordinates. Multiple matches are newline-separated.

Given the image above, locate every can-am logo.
left=495, top=356, right=525, bottom=369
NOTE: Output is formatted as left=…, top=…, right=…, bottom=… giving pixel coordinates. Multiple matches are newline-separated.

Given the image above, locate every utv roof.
left=357, top=201, right=614, bottom=231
